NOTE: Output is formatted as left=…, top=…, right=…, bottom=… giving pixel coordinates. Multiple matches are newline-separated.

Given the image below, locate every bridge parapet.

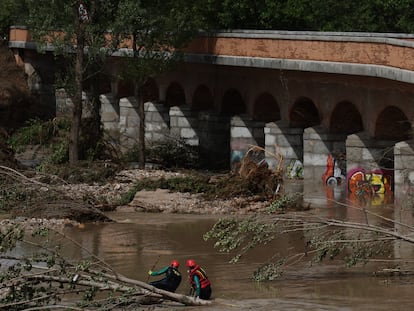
left=9, top=26, right=414, bottom=83
left=188, top=30, right=414, bottom=68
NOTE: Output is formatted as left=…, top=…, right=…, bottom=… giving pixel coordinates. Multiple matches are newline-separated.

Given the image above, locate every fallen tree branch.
left=24, top=272, right=211, bottom=306
left=0, top=165, right=49, bottom=187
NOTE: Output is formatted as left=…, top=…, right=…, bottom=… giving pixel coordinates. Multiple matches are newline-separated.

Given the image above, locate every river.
left=53, top=180, right=414, bottom=311
left=7, top=180, right=414, bottom=310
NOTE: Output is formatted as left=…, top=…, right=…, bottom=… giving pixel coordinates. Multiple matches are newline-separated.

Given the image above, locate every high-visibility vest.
left=189, top=265, right=211, bottom=289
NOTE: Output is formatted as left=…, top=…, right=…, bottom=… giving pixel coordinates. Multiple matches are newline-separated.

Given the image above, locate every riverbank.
left=1, top=163, right=282, bottom=230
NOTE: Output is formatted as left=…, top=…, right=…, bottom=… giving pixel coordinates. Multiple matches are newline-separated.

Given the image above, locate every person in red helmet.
left=148, top=260, right=182, bottom=292
left=186, top=259, right=212, bottom=300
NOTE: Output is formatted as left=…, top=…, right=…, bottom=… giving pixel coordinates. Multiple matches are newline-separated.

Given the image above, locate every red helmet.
left=186, top=259, right=196, bottom=268
left=171, top=260, right=179, bottom=268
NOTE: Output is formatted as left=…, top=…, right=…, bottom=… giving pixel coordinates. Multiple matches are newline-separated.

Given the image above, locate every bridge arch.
left=116, top=79, right=134, bottom=98
left=375, top=106, right=412, bottom=140
left=165, top=82, right=186, bottom=107
left=220, top=88, right=246, bottom=116
left=84, top=72, right=111, bottom=95
left=192, top=84, right=214, bottom=111
left=252, top=92, right=280, bottom=122
left=329, top=101, right=363, bottom=134
left=142, top=78, right=159, bottom=103
left=289, top=96, right=320, bottom=128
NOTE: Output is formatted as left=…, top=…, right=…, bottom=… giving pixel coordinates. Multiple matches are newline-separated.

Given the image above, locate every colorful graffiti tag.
left=287, top=159, right=303, bottom=179
left=322, top=154, right=394, bottom=206
left=322, top=154, right=346, bottom=186
left=347, top=168, right=394, bottom=206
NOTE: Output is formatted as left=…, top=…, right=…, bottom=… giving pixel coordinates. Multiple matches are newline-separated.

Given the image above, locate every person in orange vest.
left=148, top=260, right=182, bottom=292
left=186, top=259, right=212, bottom=300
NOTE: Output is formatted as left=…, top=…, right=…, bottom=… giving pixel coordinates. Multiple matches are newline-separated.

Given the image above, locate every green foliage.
left=205, top=212, right=395, bottom=281
left=8, top=118, right=70, bottom=151
left=114, top=0, right=202, bottom=87
left=0, top=183, right=27, bottom=211
left=200, top=0, right=414, bottom=33
left=49, top=141, right=69, bottom=164
left=144, top=138, right=200, bottom=169
left=35, top=161, right=118, bottom=184
left=7, top=118, right=71, bottom=165
left=268, top=193, right=303, bottom=213
left=4, top=0, right=414, bottom=39
left=253, top=260, right=285, bottom=282
left=0, top=224, right=24, bottom=253
left=309, top=229, right=347, bottom=263
left=7, top=117, right=112, bottom=165
left=0, top=0, right=28, bottom=40
left=204, top=217, right=276, bottom=263
left=0, top=224, right=61, bottom=309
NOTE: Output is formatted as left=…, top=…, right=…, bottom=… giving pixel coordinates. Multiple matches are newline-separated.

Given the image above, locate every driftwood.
left=23, top=271, right=211, bottom=306
left=0, top=266, right=211, bottom=309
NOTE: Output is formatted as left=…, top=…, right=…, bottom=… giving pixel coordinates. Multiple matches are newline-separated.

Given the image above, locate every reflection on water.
left=12, top=180, right=414, bottom=310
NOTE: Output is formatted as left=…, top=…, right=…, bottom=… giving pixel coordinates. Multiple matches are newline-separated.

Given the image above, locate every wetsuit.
left=188, top=265, right=212, bottom=300
left=149, top=266, right=182, bottom=292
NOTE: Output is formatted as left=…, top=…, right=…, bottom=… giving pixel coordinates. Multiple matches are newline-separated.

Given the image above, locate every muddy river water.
left=51, top=181, right=414, bottom=311
left=8, top=180, right=414, bottom=310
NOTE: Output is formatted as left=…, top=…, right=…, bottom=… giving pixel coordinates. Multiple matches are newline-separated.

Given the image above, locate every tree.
left=200, top=0, right=414, bottom=33
left=26, top=1, right=119, bottom=163
left=0, top=0, right=28, bottom=41
left=114, top=0, right=202, bottom=168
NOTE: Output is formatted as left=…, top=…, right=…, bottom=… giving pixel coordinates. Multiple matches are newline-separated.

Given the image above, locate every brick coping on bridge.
left=9, top=26, right=414, bottom=84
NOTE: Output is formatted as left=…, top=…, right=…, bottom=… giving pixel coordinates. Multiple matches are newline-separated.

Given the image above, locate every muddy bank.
left=1, top=165, right=279, bottom=229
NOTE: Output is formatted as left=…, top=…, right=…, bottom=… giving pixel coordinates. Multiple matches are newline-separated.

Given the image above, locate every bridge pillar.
left=100, top=93, right=119, bottom=132
left=55, top=89, right=92, bottom=118
left=144, top=102, right=169, bottom=142
left=119, top=97, right=140, bottom=150
left=55, top=88, right=72, bottom=117
left=303, top=126, right=347, bottom=183
left=264, top=121, right=303, bottom=177
left=230, top=115, right=265, bottom=167
left=346, top=132, right=395, bottom=201
left=393, top=142, right=414, bottom=264
left=198, top=112, right=230, bottom=169
left=169, top=106, right=199, bottom=146
left=119, top=97, right=171, bottom=149
left=394, top=140, right=414, bottom=200
left=346, top=132, right=395, bottom=172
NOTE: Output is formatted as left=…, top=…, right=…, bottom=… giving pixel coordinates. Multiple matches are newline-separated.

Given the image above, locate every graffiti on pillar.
left=287, top=159, right=303, bottom=179
left=231, top=150, right=245, bottom=165
left=347, top=168, right=393, bottom=206
left=322, top=153, right=346, bottom=186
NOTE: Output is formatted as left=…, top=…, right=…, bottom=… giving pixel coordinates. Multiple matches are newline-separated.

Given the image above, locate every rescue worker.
left=148, top=260, right=182, bottom=292
left=186, top=259, right=212, bottom=300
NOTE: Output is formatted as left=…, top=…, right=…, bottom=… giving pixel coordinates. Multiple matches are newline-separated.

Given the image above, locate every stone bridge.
left=8, top=27, right=414, bottom=201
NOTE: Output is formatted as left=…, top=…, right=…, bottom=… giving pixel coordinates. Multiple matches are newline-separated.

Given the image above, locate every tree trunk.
left=87, top=68, right=103, bottom=154
left=134, top=81, right=146, bottom=168
left=132, top=33, right=146, bottom=169
left=69, top=7, right=85, bottom=164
